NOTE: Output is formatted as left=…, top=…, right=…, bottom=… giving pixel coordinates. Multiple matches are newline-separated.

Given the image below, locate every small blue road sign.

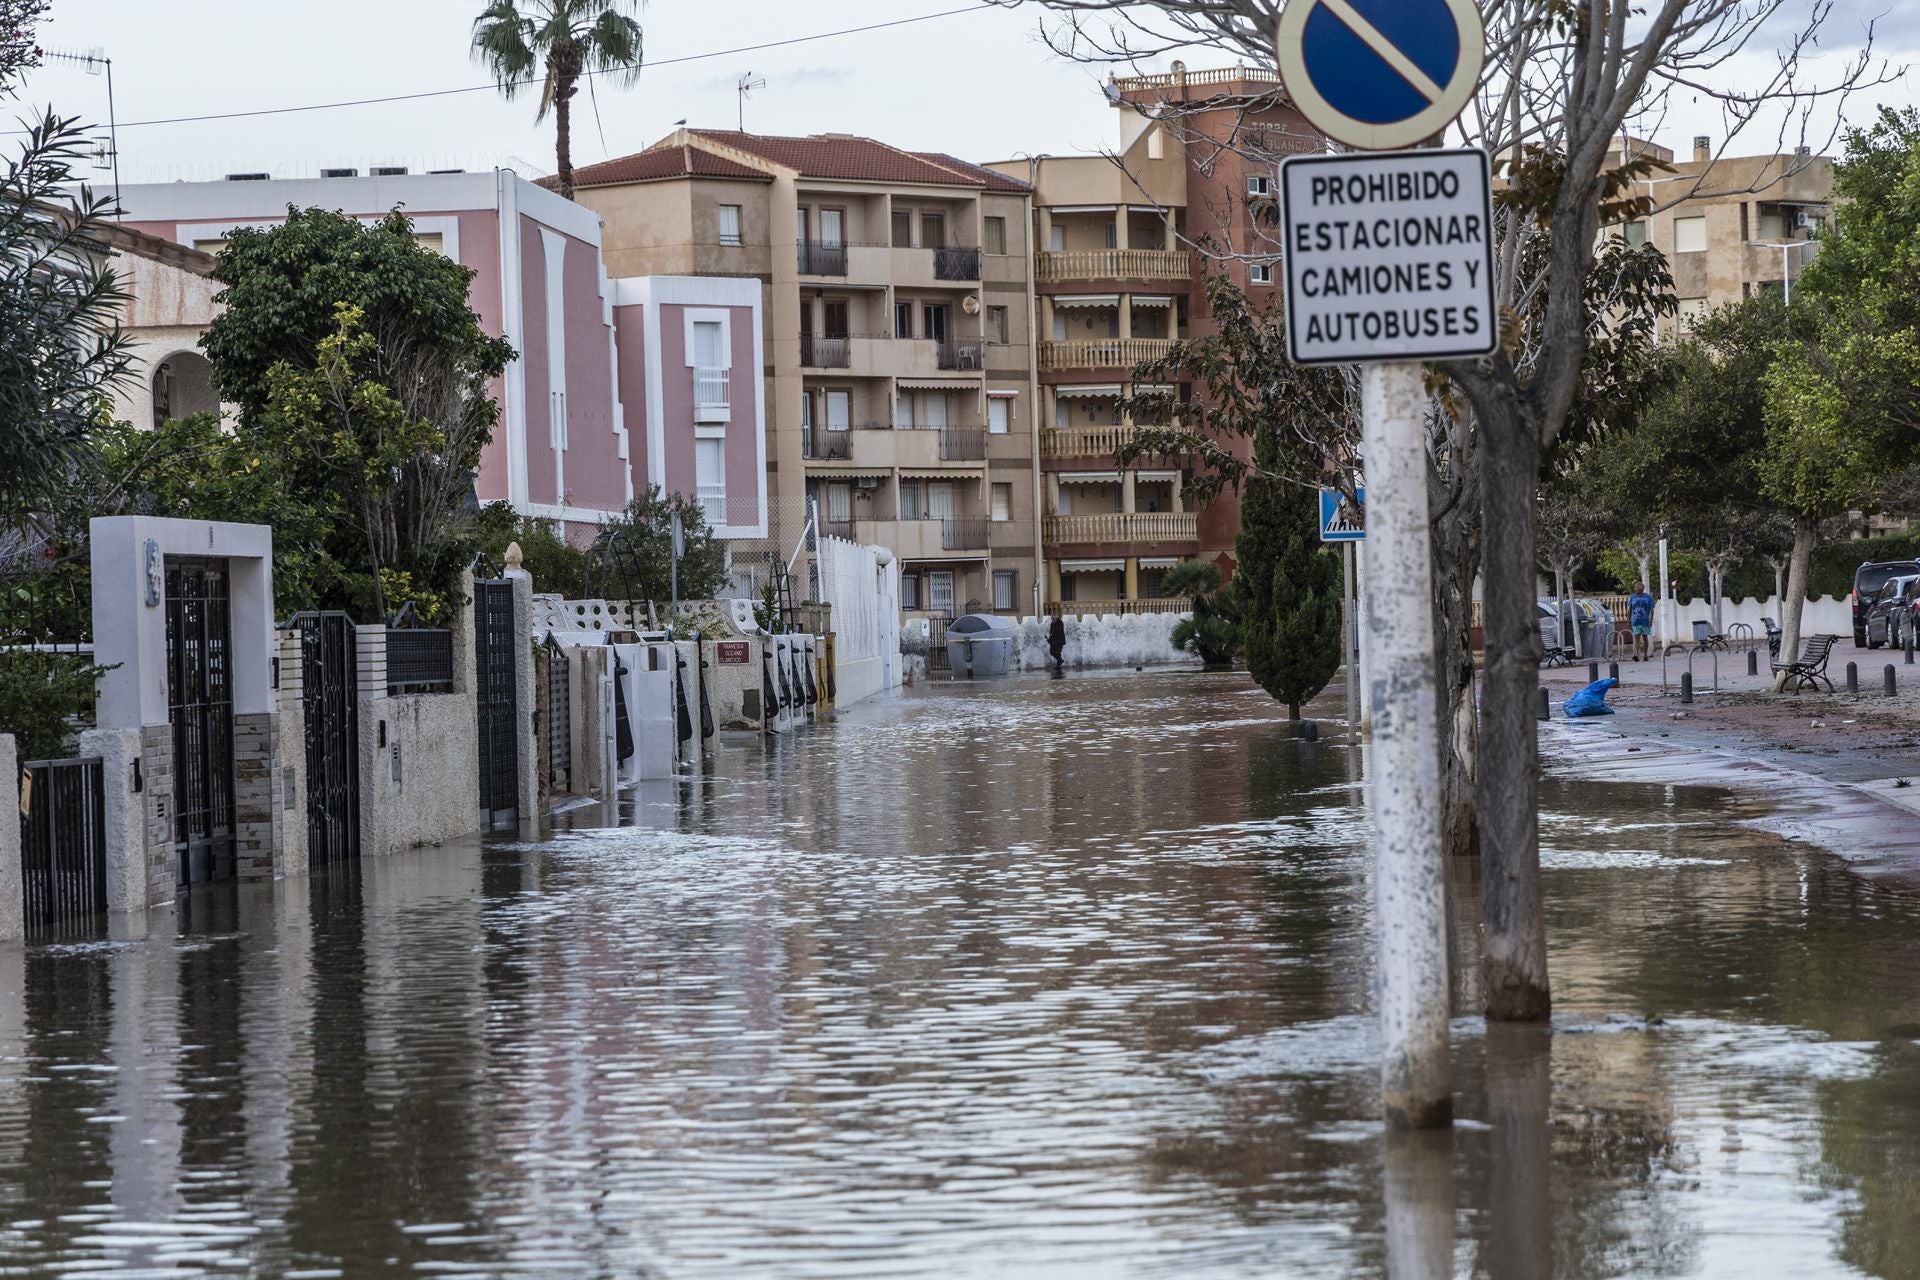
left=1276, top=0, right=1486, bottom=152
left=1320, top=487, right=1366, bottom=542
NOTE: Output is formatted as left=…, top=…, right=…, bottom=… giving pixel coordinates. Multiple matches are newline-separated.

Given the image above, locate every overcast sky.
left=12, top=0, right=1915, bottom=188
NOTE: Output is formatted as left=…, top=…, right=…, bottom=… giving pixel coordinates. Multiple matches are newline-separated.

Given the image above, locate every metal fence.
left=544, top=641, right=571, bottom=794
left=19, top=756, right=107, bottom=936
left=386, top=627, right=454, bottom=694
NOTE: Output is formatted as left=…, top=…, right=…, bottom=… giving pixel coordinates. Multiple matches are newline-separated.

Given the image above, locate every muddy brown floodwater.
left=3, top=670, right=1919, bottom=1278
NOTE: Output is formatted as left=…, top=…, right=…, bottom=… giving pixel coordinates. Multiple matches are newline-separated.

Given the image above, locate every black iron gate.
left=475, top=577, right=519, bottom=830
left=167, top=557, right=236, bottom=888
left=290, top=611, right=360, bottom=866
left=544, top=639, right=571, bottom=794
left=19, top=756, right=107, bottom=936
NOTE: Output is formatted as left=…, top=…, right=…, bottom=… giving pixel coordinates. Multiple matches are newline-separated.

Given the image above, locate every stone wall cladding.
left=77, top=727, right=146, bottom=914
left=0, top=735, right=20, bottom=942
left=275, top=630, right=308, bottom=876
left=358, top=692, right=479, bottom=857
left=138, top=724, right=174, bottom=908
left=231, top=711, right=279, bottom=880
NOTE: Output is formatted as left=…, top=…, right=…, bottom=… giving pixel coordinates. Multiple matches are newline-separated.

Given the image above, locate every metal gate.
left=544, top=639, right=571, bottom=794
left=19, top=756, right=107, bottom=936
left=290, top=611, right=360, bottom=866
left=166, top=557, right=235, bottom=888
left=475, top=577, right=519, bottom=830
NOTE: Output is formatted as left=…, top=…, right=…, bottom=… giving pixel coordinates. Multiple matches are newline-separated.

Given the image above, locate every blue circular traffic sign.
left=1276, top=0, right=1485, bottom=151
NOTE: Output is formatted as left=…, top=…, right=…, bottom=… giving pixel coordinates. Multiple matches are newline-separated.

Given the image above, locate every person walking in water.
left=1628, top=582, right=1656, bottom=660
left=1047, top=615, right=1067, bottom=672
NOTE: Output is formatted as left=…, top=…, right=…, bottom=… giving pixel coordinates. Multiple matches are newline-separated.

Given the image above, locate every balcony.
left=1039, top=338, right=1177, bottom=371
left=937, top=339, right=984, bottom=371
left=796, top=240, right=848, bottom=276
left=1045, top=598, right=1191, bottom=617
left=1111, top=66, right=1281, bottom=91
left=933, top=246, right=982, bottom=281
left=1037, top=248, right=1194, bottom=283
left=939, top=428, right=986, bottom=461
left=1044, top=512, right=1198, bottom=544
left=942, top=515, right=991, bottom=550
left=800, top=335, right=850, bottom=369
left=1041, top=425, right=1137, bottom=459
left=694, top=367, right=730, bottom=423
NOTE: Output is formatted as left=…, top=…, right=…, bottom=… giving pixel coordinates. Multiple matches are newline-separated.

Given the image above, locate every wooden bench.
left=1771, top=633, right=1838, bottom=692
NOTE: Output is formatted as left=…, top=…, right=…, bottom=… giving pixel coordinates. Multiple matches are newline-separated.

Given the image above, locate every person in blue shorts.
left=1628, top=583, right=1655, bottom=659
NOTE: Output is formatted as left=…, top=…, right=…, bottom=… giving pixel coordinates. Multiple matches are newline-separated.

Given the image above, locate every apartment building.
left=569, top=130, right=1041, bottom=619
left=993, top=65, right=1324, bottom=614
left=111, top=169, right=768, bottom=546
left=1610, top=135, right=1834, bottom=328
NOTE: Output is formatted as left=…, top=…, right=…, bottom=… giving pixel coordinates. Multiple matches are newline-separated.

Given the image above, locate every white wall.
left=815, top=536, right=902, bottom=707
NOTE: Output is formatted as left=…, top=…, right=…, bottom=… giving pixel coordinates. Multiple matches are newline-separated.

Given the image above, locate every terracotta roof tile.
left=558, top=144, right=772, bottom=190
left=911, top=152, right=1032, bottom=193
left=689, top=130, right=1006, bottom=188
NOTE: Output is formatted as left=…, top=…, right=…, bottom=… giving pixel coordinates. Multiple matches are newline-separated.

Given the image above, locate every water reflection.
left=0, top=671, right=1912, bottom=1276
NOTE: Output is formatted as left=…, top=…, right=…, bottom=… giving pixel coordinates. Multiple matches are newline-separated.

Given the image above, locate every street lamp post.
left=1745, top=238, right=1817, bottom=305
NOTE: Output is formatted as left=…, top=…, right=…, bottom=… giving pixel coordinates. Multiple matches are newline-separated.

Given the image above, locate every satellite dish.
left=961, top=294, right=981, bottom=315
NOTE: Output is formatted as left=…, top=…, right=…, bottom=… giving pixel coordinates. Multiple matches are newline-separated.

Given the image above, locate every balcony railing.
left=801, top=426, right=851, bottom=460
left=933, top=246, right=982, bottom=281
left=942, top=515, right=991, bottom=550
left=1045, top=598, right=1192, bottom=617
left=939, top=428, right=987, bottom=461
left=1038, top=338, right=1177, bottom=371
left=820, top=519, right=855, bottom=542
left=1041, top=425, right=1138, bottom=459
left=1111, top=66, right=1281, bottom=91
left=693, top=367, right=729, bottom=422
left=796, top=240, right=848, bottom=276
left=800, top=335, right=850, bottom=368
left=937, top=340, right=983, bottom=370
left=1044, top=512, right=1198, bottom=543
left=1037, top=248, right=1194, bottom=282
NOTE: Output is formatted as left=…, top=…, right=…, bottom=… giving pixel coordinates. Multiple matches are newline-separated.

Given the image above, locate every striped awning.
left=1057, top=471, right=1119, bottom=485
left=1138, top=556, right=1181, bottom=569
left=1131, top=294, right=1173, bottom=308
left=898, top=468, right=979, bottom=480
left=1062, top=559, right=1124, bottom=574
left=1053, top=383, right=1122, bottom=399
left=1052, top=294, right=1119, bottom=309
left=897, top=378, right=980, bottom=391
left=1134, top=469, right=1180, bottom=481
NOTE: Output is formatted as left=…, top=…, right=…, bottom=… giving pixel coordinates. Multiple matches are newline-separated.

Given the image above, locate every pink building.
left=113, top=169, right=766, bottom=542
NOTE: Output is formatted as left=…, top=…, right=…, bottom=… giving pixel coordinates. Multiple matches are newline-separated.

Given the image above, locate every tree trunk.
left=1477, top=405, right=1551, bottom=1022
left=1773, top=517, right=1817, bottom=690
left=1636, top=552, right=1652, bottom=596
left=1434, top=528, right=1479, bottom=861
left=554, top=72, right=575, bottom=200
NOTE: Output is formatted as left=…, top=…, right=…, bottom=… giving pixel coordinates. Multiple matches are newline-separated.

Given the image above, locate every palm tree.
left=472, top=0, right=644, bottom=201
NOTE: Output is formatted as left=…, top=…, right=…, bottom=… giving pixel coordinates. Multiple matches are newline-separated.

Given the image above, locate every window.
left=1622, top=220, right=1647, bottom=248
left=1674, top=216, right=1708, bottom=253
left=920, top=211, right=945, bottom=249
left=1054, top=397, right=1069, bottom=429
left=695, top=438, right=726, bottom=526
left=1050, top=225, right=1065, bottom=252
left=818, top=207, right=845, bottom=247
left=900, top=480, right=924, bottom=520
left=986, top=305, right=1009, bottom=345
left=991, top=482, right=1012, bottom=522
left=897, top=393, right=916, bottom=431
left=984, top=216, right=1007, bottom=255
left=823, top=300, right=849, bottom=339
left=892, top=210, right=913, bottom=248
left=1146, top=126, right=1165, bottom=161
left=988, top=397, right=1012, bottom=434
left=1056, top=488, right=1072, bottom=516
left=1059, top=574, right=1076, bottom=602
left=1677, top=297, right=1710, bottom=331
left=927, top=481, right=955, bottom=519
left=1104, top=221, right=1118, bottom=249
left=928, top=570, right=955, bottom=614
left=1052, top=312, right=1067, bottom=341
left=692, top=320, right=728, bottom=420
left=827, top=481, right=852, bottom=523
left=921, top=392, right=948, bottom=430
left=1757, top=206, right=1787, bottom=241
left=993, top=569, right=1016, bottom=611
left=1246, top=174, right=1272, bottom=197
left=1249, top=261, right=1275, bottom=285
left=826, top=389, right=851, bottom=431
left=895, top=301, right=914, bottom=338
left=901, top=574, right=920, bottom=610
left=717, top=204, right=742, bottom=246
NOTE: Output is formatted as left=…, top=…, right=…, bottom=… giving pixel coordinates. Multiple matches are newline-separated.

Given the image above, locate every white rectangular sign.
left=1281, top=148, right=1497, bottom=366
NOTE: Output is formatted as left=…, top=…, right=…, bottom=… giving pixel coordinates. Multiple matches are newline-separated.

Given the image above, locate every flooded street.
left=4, top=670, right=1920, bottom=1278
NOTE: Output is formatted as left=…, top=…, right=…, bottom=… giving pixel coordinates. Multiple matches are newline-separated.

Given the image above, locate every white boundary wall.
left=816, top=536, right=901, bottom=708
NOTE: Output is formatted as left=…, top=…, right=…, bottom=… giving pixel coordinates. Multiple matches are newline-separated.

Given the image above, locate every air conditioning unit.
left=856, top=477, right=880, bottom=489
left=370, top=166, right=409, bottom=177
left=1795, top=210, right=1819, bottom=229
left=320, top=167, right=359, bottom=179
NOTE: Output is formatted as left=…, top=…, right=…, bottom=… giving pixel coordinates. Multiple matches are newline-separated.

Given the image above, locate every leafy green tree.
left=591, top=485, right=726, bottom=605
left=1163, top=559, right=1239, bottom=668
left=472, top=501, right=590, bottom=595
left=472, top=0, right=644, bottom=200
left=201, top=209, right=514, bottom=619
left=1235, top=455, right=1342, bottom=719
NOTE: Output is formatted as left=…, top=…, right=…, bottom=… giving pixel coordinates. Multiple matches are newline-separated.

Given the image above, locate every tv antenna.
left=736, top=72, right=766, bottom=132
left=43, top=47, right=119, bottom=216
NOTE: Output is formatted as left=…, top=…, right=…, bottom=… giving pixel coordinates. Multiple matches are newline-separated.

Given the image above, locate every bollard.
left=1680, top=672, right=1693, bottom=704
left=1847, top=661, right=1858, bottom=694
left=1887, top=665, right=1898, bottom=698
left=1538, top=687, right=1550, bottom=721
left=1608, top=661, right=1619, bottom=682
left=1587, top=660, right=1600, bottom=683
left=1747, top=649, right=1758, bottom=676
left=1907, top=630, right=1914, bottom=665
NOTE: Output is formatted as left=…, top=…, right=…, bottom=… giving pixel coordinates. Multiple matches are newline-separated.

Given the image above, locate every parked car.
left=1868, top=574, right=1920, bottom=649
left=1853, top=559, right=1920, bottom=647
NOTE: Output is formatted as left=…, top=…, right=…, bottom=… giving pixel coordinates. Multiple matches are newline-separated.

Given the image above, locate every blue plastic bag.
left=1562, top=676, right=1618, bottom=718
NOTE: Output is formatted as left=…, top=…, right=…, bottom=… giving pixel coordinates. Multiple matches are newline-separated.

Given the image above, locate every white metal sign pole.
left=1361, top=360, right=1451, bottom=1129
left=1344, top=541, right=1360, bottom=734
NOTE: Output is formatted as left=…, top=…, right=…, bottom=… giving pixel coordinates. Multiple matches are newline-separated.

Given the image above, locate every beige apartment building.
left=1611, top=135, right=1834, bottom=328
left=993, top=66, right=1324, bottom=615
left=569, top=130, right=1039, bottom=619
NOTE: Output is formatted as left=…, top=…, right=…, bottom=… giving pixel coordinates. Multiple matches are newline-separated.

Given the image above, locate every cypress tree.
left=1237, top=428, right=1344, bottom=719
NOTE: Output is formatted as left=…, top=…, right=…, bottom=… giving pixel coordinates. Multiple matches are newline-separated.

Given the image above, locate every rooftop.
left=560, top=144, right=773, bottom=190
left=566, top=130, right=1031, bottom=193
